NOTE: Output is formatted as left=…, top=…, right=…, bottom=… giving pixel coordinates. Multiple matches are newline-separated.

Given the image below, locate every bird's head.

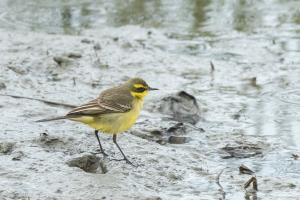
left=126, top=77, right=158, bottom=99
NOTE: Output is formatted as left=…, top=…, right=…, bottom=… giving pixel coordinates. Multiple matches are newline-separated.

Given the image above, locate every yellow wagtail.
left=37, top=77, right=158, bottom=165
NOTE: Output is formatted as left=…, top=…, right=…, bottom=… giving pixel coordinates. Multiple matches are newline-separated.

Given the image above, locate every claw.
left=110, top=158, right=137, bottom=167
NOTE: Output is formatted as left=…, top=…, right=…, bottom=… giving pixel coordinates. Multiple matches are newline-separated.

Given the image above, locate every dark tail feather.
left=36, top=116, right=67, bottom=122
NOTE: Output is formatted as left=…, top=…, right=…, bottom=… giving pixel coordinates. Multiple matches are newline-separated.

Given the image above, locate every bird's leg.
left=112, top=134, right=134, bottom=166
left=94, top=130, right=108, bottom=157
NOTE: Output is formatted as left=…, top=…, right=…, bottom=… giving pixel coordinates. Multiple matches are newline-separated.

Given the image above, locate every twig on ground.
left=216, top=168, right=226, bottom=200
left=0, top=94, right=77, bottom=108
left=210, top=61, right=215, bottom=72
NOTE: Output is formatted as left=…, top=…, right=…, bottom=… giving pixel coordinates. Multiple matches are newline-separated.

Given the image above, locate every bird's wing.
left=66, top=87, right=133, bottom=116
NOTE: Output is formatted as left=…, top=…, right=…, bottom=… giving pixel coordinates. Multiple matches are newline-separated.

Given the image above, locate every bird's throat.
left=130, top=90, right=148, bottom=99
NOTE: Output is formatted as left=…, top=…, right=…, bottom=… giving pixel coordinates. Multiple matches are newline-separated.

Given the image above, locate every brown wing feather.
left=66, top=85, right=133, bottom=117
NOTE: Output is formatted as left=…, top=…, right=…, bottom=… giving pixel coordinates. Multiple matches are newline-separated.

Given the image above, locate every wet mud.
left=0, top=0, right=300, bottom=200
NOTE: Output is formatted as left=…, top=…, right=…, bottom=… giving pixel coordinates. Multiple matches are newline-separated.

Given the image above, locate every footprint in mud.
left=220, top=143, right=263, bottom=159
left=155, top=91, right=201, bottom=125
left=66, top=154, right=107, bottom=173
left=36, top=132, right=76, bottom=154
left=132, top=122, right=192, bottom=145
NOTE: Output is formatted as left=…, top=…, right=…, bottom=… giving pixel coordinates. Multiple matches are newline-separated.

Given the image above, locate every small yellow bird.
left=37, top=77, right=158, bottom=165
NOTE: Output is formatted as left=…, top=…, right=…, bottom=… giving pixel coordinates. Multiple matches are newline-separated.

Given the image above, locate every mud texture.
left=0, top=0, right=300, bottom=200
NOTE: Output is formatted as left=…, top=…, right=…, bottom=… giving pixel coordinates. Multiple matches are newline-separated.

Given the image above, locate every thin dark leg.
left=94, top=130, right=108, bottom=157
left=112, top=134, right=133, bottom=165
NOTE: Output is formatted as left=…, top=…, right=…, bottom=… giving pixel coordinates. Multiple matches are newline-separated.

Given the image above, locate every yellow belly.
left=70, top=99, right=143, bottom=134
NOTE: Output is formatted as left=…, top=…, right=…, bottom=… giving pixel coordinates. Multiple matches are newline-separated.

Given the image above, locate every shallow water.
left=0, top=0, right=300, bottom=200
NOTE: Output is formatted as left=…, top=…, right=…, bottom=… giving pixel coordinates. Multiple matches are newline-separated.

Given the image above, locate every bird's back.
left=68, top=84, right=143, bottom=134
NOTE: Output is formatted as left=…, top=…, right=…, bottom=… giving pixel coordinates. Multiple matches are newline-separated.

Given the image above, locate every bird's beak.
left=148, top=87, right=159, bottom=91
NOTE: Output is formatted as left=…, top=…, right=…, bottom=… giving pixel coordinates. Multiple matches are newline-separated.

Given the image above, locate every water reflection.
left=1, top=0, right=300, bottom=199
left=110, top=0, right=162, bottom=27
left=232, top=0, right=261, bottom=32
left=190, top=0, right=211, bottom=35
left=0, top=0, right=298, bottom=35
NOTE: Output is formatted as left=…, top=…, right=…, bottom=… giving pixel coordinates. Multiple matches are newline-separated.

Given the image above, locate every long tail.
left=36, top=116, right=67, bottom=122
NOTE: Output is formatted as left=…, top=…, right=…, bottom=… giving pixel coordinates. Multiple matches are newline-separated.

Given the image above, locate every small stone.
left=239, top=164, right=254, bottom=175
left=93, top=43, right=101, bottom=50
left=288, top=183, right=296, bottom=189
left=168, top=136, right=190, bottom=144
left=292, top=153, right=299, bottom=160
left=67, top=52, right=82, bottom=59
left=150, top=130, right=163, bottom=136
left=157, top=91, right=200, bottom=124
left=53, top=56, right=72, bottom=66
left=81, top=38, right=92, bottom=44
left=67, top=154, right=101, bottom=173
left=12, top=151, right=24, bottom=161
left=0, top=82, right=6, bottom=90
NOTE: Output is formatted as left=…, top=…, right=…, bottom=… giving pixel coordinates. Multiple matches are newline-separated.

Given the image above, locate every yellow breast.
left=76, top=98, right=144, bottom=134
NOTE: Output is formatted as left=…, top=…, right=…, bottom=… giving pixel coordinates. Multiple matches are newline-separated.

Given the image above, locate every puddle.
left=276, top=89, right=300, bottom=106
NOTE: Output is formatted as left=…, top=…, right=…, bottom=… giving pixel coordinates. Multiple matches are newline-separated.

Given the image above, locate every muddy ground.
left=0, top=0, right=300, bottom=200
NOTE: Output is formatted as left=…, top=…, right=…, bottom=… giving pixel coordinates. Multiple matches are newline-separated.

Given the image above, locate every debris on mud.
left=132, top=122, right=191, bottom=145
left=38, top=132, right=64, bottom=145
left=53, top=56, right=72, bottom=66
left=66, top=154, right=103, bottom=173
left=81, top=38, right=93, bottom=44
left=11, top=151, right=25, bottom=161
left=291, top=153, right=299, bottom=160
left=239, top=164, right=255, bottom=175
left=168, top=136, right=190, bottom=144
left=66, top=52, right=82, bottom=59
left=0, top=82, right=6, bottom=90
left=0, top=142, right=15, bottom=154
left=220, top=143, right=263, bottom=159
left=156, top=91, right=201, bottom=124
left=7, top=65, right=28, bottom=75
left=244, top=176, right=258, bottom=191
left=37, top=132, right=71, bottom=152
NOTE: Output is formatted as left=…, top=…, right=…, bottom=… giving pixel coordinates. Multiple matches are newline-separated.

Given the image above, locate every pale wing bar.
left=66, top=99, right=131, bottom=116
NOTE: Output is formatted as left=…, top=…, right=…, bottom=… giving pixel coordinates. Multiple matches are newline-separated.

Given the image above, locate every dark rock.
left=239, top=164, right=255, bottom=175
left=67, top=154, right=102, bottom=173
left=168, top=136, right=190, bottom=144
left=157, top=91, right=200, bottom=124
left=81, top=38, right=93, bottom=44
left=67, top=52, right=82, bottom=59
left=150, top=130, right=163, bottom=136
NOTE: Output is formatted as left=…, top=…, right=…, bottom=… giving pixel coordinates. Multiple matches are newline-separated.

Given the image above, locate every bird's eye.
left=135, top=87, right=146, bottom=93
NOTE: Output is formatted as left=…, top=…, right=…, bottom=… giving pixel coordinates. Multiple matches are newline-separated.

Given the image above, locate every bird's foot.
left=101, top=151, right=109, bottom=157
left=92, top=149, right=108, bottom=157
left=110, top=157, right=137, bottom=167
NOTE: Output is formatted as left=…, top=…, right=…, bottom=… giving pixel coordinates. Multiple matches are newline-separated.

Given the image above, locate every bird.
left=36, top=77, right=158, bottom=165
